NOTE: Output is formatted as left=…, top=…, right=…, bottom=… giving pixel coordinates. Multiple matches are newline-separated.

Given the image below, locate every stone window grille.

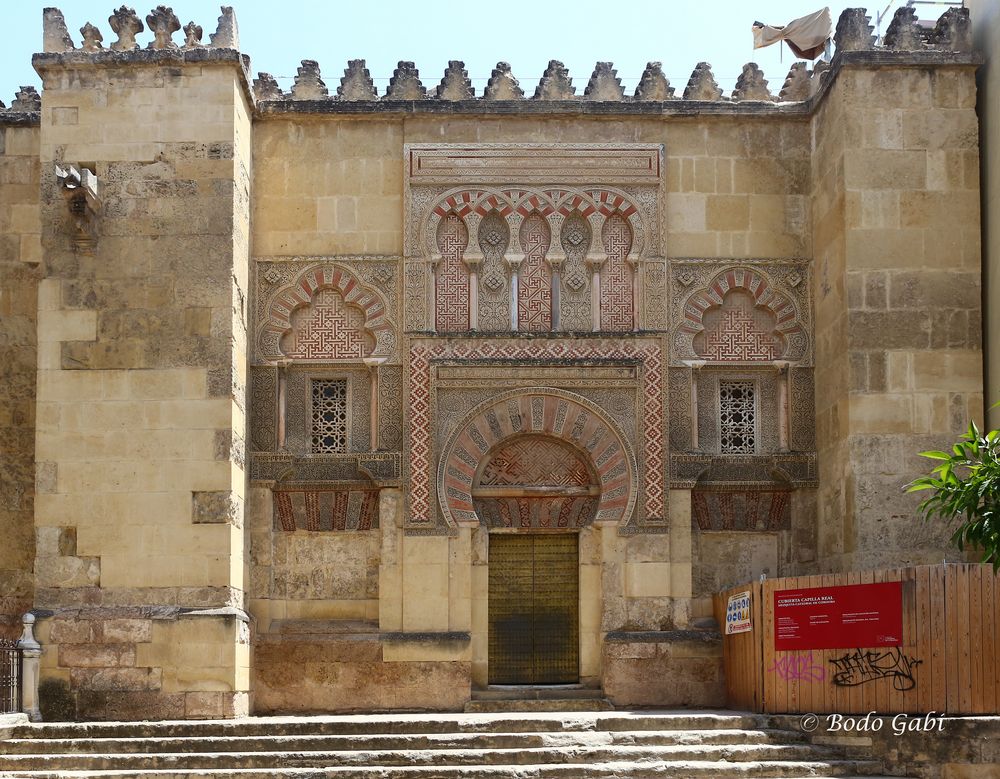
left=720, top=380, right=756, bottom=454
left=310, top=379, right=348, bottom=453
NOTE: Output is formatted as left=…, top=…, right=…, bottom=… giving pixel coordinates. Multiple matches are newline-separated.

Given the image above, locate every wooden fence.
left=712, top=563, right=1000, bottom=714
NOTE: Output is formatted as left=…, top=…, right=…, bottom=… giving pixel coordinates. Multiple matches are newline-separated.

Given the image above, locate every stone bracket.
left=55, top=164, right=101, bottom=254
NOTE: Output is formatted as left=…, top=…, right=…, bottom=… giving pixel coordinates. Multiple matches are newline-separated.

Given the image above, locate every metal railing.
left=0, top=638, right=22, bottom=715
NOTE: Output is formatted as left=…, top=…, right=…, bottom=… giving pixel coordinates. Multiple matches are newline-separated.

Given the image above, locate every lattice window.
left=720, top=380, right=756, bottom=454
left=311, top=379, right=348, bottom=454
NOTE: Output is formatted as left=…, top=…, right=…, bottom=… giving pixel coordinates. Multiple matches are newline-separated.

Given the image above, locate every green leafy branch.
left=906, top=415, right=1000, bottom=571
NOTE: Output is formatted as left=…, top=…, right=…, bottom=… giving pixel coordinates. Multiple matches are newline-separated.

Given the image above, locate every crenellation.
left=145, top=6, right=180, bottom=50
left=109, top=6, right=144, bottom=51
left=253, top=72, right=282, bottom=101
left=683, top=62, right=723, bottom=101
left=43, top=7, right=75, bottom=53
left=436, top=60, right=474, bottom=100
left=732, top=62, right=773, bottom=102
left=930, top=6, right=972, bottom=53
left=534, top=60, right=576, bottom=100
left=209, top=6, right=239, bottom=49
left=834, top=7, right=875, bottom=51
left=386, top=61, right=426, bottom=100
left=291, top=59, right=327, bottom=100
left=182, top=21, right=203, bottom=49
left=584, top=62, right=625, bottom=101
left=12, top=86, right=41, bottom=112
left=338, top=59, right=378, bottom=101
left=80, top=22, right=104, bottom=52
left=634, top=62, right=674, bottom=101
left=778, top=62, right=810, bottom=102
left=810, top=60, right=831, bottom=97
left=884, top=6, right=923, bottom=50
left=483, top=62, right=523, bottom=100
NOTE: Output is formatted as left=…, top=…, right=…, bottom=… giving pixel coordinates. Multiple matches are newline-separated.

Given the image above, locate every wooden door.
left=487, top=533, right=579, bottom=684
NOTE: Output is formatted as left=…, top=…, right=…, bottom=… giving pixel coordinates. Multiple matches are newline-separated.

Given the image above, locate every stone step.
left=0, top=727, right=809, bottom=754
left=0, top=742, right=846, bottom=771
left=0, top=763, right=886, bottom=779
left=464, top=698, right=614, bottom=712
left=471, top=686, right=606, bottom=700
left=10, top=711, right=766, bottom=740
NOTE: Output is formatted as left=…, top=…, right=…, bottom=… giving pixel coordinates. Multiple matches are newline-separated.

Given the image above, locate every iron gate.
left=0, top=639, right=22, bottom=714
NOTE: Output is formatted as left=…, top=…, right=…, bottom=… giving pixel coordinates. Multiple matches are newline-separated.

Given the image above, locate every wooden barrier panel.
left=715, top=564, right=1000, bottom=714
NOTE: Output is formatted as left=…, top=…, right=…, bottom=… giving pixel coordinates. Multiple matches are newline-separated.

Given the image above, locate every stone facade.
left=0, top=5, right=985, bottom=718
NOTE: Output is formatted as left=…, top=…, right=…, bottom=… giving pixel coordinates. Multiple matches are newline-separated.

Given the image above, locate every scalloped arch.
left=677, top=267, right=807, bottom=362
left=420, top=185, right=647, bottom=261
left=437, top=388, right=638, bottom=529
left=258, top=263, right=395, bottom=361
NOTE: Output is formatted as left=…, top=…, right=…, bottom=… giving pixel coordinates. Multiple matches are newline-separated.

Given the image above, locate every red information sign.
left=774, top=581, right=903, bottom=651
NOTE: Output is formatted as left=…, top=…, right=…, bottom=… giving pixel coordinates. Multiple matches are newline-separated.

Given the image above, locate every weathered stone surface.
left=634, top=62, right=673, bottom=101
left=436, top=61, right=474, bottom=100
left=145, top=6, right=180, bottom=50
left=80, top=23, right=104, bottom=52
left=338, top=59, right=377, bottom=101
left=11, top=87, right=40, bottom=112
left=778, top=63, right=810, bottom=102
left=253, top=72, right=282, bottom=100
left=584, top=62, right=624, bottom=101
left=43, top=8, right=75, bottom=52
left=683, top=62, right=722, bottom=101
left=291, top=59, right=327, bottom=100
left=834, top=8, right=874, bottom=51
left=931, top=6, right=972, bottom=53
left=109, top=6, right=144, bottom=51
left=534, top=60, right=575, bottom=100
left=181, top=21, right=203, bottom=49
left=732, top=63, right=773, bottom=102
left=483, top=62, right=523, bottom=100
left=254, top=634, right=470, bottom=713
left=386, top=61, right=425, bottom=100
left=884, top=6, right=924, bottom=51
left=209, top=6, right=239, bottom=49
left=603, top=633, right=724, bottom=707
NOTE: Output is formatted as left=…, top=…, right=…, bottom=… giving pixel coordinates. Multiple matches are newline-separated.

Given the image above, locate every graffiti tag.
left=829, top=647, right=922, bottom=691
left=768, top=651, right=826, bottom=682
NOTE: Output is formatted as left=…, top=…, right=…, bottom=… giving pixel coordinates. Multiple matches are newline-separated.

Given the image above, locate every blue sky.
left=2, top=1, right=924, bottom=104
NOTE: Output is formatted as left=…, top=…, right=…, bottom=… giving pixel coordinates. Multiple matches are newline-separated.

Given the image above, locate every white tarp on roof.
left=753, top=7, right=832, bottom=60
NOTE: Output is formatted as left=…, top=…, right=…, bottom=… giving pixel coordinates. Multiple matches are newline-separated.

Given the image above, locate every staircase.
left=0, top=710, right=895, bottom=778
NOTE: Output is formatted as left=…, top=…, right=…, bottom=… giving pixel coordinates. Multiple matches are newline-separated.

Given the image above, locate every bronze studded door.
left=488, top=534, right=579, bottom=684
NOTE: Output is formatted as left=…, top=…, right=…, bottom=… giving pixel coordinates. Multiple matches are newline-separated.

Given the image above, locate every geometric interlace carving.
left=473, top=434, right=599, bottom=529
left=311, top=379, right=348, bottom=454
left=697, top=290, right=781, bottom=361
left=476, top=436, right=593, bottom=488
left=518, top=214, right=552, bottom=331
left=436, top=213, right=470, bottom=332
left=281, top=288, right=370, bottom=360
left=600, top=212, right=633, bottom=331
left=720, top=380, right=756, bottom=454
left=478, top=211, right=511, bottom=332
left=560, top=213, right=591, bottom=331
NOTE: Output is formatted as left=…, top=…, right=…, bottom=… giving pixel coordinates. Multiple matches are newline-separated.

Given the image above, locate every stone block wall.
left=31, top=51, right=253, bottom=719
left=0, top=114, right=41, bottom=638
left=811, top=60, right=984, bottom=571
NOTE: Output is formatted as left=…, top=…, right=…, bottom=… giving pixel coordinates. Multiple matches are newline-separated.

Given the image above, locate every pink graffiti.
left=768, top=651, right=826, bottom=682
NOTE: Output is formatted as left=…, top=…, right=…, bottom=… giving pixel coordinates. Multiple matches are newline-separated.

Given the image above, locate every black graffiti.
left=829, top=647, right=923, bottom=691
